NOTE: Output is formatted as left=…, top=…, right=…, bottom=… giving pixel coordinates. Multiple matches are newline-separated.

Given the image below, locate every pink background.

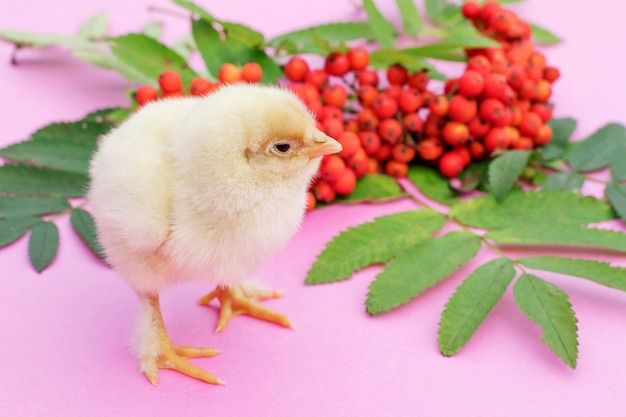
left=2, top=0, right=626, bottom=416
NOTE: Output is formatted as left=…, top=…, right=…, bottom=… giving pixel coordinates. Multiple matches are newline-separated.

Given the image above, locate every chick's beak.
left=305, top=130, right=343, bottom=158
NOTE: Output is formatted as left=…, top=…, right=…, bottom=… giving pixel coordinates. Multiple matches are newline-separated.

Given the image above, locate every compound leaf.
left=0, top=165, right=89, bottom=198
left=438, top=258, right=516, bottom=356
left=306, top=209, right=446, bottom=284
left=513, top=273, right=578, bottom=368
left=366, top=231, right=481, bottom=315
left=0, top=196, right=70, bottom=219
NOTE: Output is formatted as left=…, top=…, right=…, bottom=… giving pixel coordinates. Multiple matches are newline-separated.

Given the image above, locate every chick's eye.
left=274, top=143, right=291, bottom=153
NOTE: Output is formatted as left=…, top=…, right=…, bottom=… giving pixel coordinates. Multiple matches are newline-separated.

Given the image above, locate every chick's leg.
left=198, top=281, right=293, bottom=333
left=136, top=293, right=224, bottom=385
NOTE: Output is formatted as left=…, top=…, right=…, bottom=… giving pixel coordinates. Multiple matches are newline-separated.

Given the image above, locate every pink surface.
left=1, top=1, right=626, bottom=416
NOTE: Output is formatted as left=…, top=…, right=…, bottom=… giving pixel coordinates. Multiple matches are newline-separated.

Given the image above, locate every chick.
left=88, top=83, right=342, bottom=385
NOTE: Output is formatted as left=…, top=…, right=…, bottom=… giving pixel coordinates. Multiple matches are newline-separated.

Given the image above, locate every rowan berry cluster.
left=134, top=62, right=264, bottom=106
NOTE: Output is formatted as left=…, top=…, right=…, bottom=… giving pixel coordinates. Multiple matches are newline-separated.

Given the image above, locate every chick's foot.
left=198, top=282, right=293, bottom=333
left=138, top=294, right=224, bottom=386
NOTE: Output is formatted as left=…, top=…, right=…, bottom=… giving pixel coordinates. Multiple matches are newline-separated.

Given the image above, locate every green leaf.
left=336, top=174, right=406, bottom=204
left=0, top=216, right=41, bottom=248
left=567, top=123, right=626, bottom=172
left=28, top=221, right=60, bottom=272
left=424, top=0, right=462, bottom=26
left=488, top=150, right=531, bottom=202
left=403, top=35, right=500, bottom=61
left=406, top=165, right=459, bottom=206
left=518, top=256, right=626, bottom=293
left=78, top=13, right=109, bottom=39
left=370, top=49, right=446, bottom=80
left=540, top=172, right=584, bottom=191
left=82, top=107, right=131, bottom=126
left=513, top=274, right=578, bottom=368
left=109, top=33, right=198, bottom=87
left=269, top=22, right=374, bottom=54
left=606, top=183, right=626, bottom=222
left=366, top=231, right=481, bottom=315
left=171, top=33, right=197, bottom=62
left=395, top=0, right=422, bottom=37
left=529, top=22, right=561, bottom=45
left=70, top=208, right=106, bottom=261
left=192, top=19, right=281, bottom=83
left=541, top=118, right=577, bottom=161
left=610, top=147, right=626, bottom=181
left=438, top=258, right=516, bottom=356
left=0, top=30, right=94, bottom=49
left=306, top=209, right=446, bottom=285
left=449, top=189, right=616, bottom=229
left=455, top=160, right=490, bottom=193
left=0, top=121, right=110, bottom=174
left=363, top=0, right=396, bottom=49
left=141, top=21, right=164, bottom=40
left=173, top=0, right=264, bottom=47
left=486, top=224, right=626, bottom=253
left=0, top=165, right=89, bottom=197
left=0, top=196, right=70, bottom=219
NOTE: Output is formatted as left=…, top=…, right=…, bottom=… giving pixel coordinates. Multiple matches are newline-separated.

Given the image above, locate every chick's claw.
left=149, top=345, right=225, bottom=386
left=199, top=284, right=293, bottom=333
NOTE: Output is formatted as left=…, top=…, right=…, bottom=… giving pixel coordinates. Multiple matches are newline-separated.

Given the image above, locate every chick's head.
left=173, top=84, right=341, bottom=206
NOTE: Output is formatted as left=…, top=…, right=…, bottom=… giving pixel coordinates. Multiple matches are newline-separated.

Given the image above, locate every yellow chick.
left=88, top=84, right=342, bottom=385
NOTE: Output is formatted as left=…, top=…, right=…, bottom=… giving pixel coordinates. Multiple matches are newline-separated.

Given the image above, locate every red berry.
left=385, top=160, right=409, bottom=178
left=439, top=152, right=466, bottom=178
left=480, top=1, right=502, bottom=22
left=468, top=117, right=490, bottom=138
left=534, top=80, right=552, bottom=102
left=467, top=55, right=491, bottom=78
left=319, top=105, right=344, bottom=123
left=322, top=85, right=348, bottom=107
left=458, top=70, right=485, bottom=98
left=322, top=118, right=344, bottom=139
left=373, top=143, right=392, bottom=161
left=305, top=191, right=316, bottom=213
left=518, top=112, right=543, bottom=137
left=357, top=69, right=379, bottom=87
left=313, top=180, right=336, bottom=203
left=347, top=47, right=370, bottom=71
left=482, top=73, right=507, bottom=99
left=484, top=127, right=511, bottom=152
left=189, top=78, right=219, bottom=97
left=444, top=78, right=460, bottom=95
left=324, top=52, right=350, bottom=76
left=217, top=63, right=241, bottom=84
left=391, top=143, right=416, bottom=163
left=349, top=148, right=369, bottom=177
left=461, top=1, right=481, bottom=19
left=452, top=146, right=471, bottom=166
left=357, top=108, right=380, bottom=131
left=543, top=67, right=561, bottom=83
left=479, top=98, right=505, bottom=124
left=359, top=131, right=382, bottom=156
left=337, top=131, right=361, bottom=159
left=534, top=124, right=553, bottom=146
left=378, top=118, right=403, bottom=143
left=331, top=168, right=357, bottom=195
left=284, top=57, right=310, bottom=82
left=442, top=122, right=470, bottom=146
left=469, top=140, right=486, bottom=159
left=531, top=103, right=553, bottom=123
left=241, top=62, right=263, bottom=83
left=506, top=64, right=527, bottom=90
left=428, top=95, right=449, bottom=117
left=424, top=113, right=443, bottom=137
left=372, top=94, right=398, bottom=119
left=319, top=154, right=347, bottom=182
left=135, top=85, right=159, bottom=105
left=305, top=69, right=330, bottom=91
left=418, top=138, right=444, bottom=161
left=402, top=113, right=423, bottom=133
left=397, top=88, right=423, bottom=113
left=158, top=70, right=183, bottom=93
left=407, top=71, right=429, bottom=91
left=449, top=95, right=477, bottom=123
left=357, top=85, right=378, bottom=107
left=387, top=64, right=408, bottom=85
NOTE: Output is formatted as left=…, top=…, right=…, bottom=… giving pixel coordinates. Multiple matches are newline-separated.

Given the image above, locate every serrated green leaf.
left=395, top=0, right=422, bottom=37
left=109, top=33, right=198, bottom=87
left=363, top=0, right=396, bottom=49
left=0, top=216, right=41, bottom=248
left=192, top=19, right=281, bottom=83
left=336, top=174, right=406, bottom=204
left=370, top=49, right=446, bottom=80
left=0, top=30, right=94, bottom=49
left=82, top=107, right=131, bottom=126
left=606, top=183, right=626, bottom=222
left=488, top=150, right=531, bottom=202
left=28, top=221, right=59, bottom=272
left=540, top=172, right=584, bottom=191
left=513, top=274, right=578, bottom=368
left=173, top=0, right=264, bottom=47
left=610, top=147, right=626, bottom=181
left=438, top=258, right=516, bottom=356
left=541, top=118, right=577, bottom=161
left=366, top=231, right=481, bottom=315
left=141, top=21, right=163, bottom=39
left=270, top=22, right=373, bottom=54
left=0, top=165, right=88, bottom=198
left=424, top=0, right=462, bottom=26
left=406, top=165, right=459, bottom=206
left=0, top=121, right=109, bottom=174
left=487, top=224, right=626, bottom=253
left=0, top=196, right=70, bottom=219
left=306, top=209, right=446, bottom=285
left=567, top=123, right=626, bottom=172
left=518, top=256, right=626, bottom=293
left=529, top=22, right=561, bottom=45
left=449, top=189, right=615, bottom=229
left=70, top=208, right=106, bottom=261
left=78, top=13, right=109, bottom=39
